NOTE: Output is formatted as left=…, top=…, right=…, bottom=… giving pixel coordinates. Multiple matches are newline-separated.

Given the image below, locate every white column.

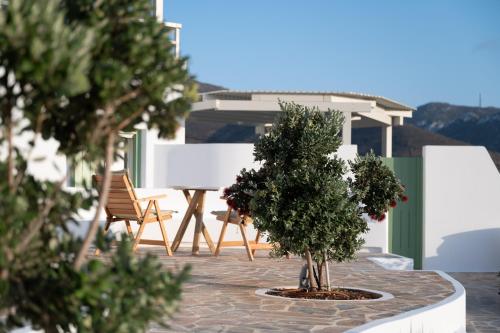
left=392, top=116, right=404, bottom=126
left=381, top=125, right=392, bottom=157
left=255, top=124, right=266, bottom=136
left=342, top=112, right=352, bottom=145
left=155, top=0, right=164, bottom=21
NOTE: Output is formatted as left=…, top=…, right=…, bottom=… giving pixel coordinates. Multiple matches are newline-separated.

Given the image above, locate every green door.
left=382, top=157, right=423, bottom=269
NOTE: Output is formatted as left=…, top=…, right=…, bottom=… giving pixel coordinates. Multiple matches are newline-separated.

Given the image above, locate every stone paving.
left=450, top=272, right=500, bottom=333
left=136, top=248, right=455, bottom=333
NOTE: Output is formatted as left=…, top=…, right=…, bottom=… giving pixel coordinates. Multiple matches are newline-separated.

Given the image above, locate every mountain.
left=408, top=103, right=500, bottom=153
left=352, top=125, right=500, bottom=170
left=195, top=81, right=226, bottom=93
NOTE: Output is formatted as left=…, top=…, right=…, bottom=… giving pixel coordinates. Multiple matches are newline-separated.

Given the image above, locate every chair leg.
left=158, top=219, right=173, bottom=256
left=133, top=222, right=146, bottom=252
left=252, top=230, right=261, bottom=256
left=94, top=220, right=112, bottom=256
left=239, top=224, right=254, bottom=261
left=153, top=200, right=173, bottom=256
left=215, top=221, right=229, bottom=257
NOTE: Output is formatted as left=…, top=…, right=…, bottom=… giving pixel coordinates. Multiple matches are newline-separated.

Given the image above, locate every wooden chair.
left=93, top=171, right=173, bottom=256
left=211, top=203, right=273, bottom=261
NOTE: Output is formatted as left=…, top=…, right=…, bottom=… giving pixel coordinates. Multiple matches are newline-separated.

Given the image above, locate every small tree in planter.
left=225, top=102, right=405, bottom=292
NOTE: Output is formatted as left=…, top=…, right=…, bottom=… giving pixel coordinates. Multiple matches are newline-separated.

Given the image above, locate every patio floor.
left=134, top=248, right=455, bottom=333
left=449, top=272, right=500, bottom=333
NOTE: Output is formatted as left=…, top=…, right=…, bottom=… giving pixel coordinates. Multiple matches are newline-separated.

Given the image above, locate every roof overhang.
left=191, top=99, right=375, bottom=113
left=189, top=90, right=414, bottom=126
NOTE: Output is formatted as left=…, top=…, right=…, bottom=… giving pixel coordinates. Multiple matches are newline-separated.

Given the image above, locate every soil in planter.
left=266, top=288, right=382, bottom=300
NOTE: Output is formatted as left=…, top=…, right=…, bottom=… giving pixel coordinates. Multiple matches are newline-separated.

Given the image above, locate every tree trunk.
left=305, top=249, right=317, bottom=291
left=324, top=251, right=331, bottom=291
left=74, top=132, right=116, bottom=269
left=316, top=261, right=325, bottom=291
left=5, top=110, right=14, bottom=192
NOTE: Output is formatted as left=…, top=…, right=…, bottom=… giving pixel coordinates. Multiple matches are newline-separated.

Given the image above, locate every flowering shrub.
left=348, top=151, right=407, bottom=221
left=223, top=169, right=263, bottom=216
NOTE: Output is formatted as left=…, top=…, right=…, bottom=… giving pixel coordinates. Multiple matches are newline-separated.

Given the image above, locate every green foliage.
left=0, top=0, right=93, bottom=146
left=3, top=225, right=189, bottom=332
left=0, top=0, right=192, bottom=331
left=48, top=0, right=195, bottom=158
left=227, top=102, right=404, bottom=288
left=349, top=151, right=406, bottom=220
left=74, top=241, right=188, bottom=332
left=248, top=102, right=368, bottom=263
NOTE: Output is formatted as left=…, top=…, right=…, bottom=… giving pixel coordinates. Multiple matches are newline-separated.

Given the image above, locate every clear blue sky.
left=166, top=1, right=500, bottom=108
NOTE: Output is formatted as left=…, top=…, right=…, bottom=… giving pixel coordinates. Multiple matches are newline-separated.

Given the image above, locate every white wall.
left=7, top=136, right=386, bottom=253
left=73, top=144, right=389, bottom=252
left=0, top=128, right=67, bottom=183
left=423, top=146, right=500, bottom=272
left=332, top=145, right=388, bottom=253
left=68, top=143, right=388, bottom=253
left=154, top=143, right=259, bottom=188
left=140, top=119, right=185, bottom=188
left=347, top=271, right=466, bottom=333
left=362, top=214, right=388, bottom=253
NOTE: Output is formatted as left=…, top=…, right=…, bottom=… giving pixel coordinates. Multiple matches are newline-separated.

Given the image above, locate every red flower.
left=378, top=213, right=386, bottom=221
left=401, top=195, right=409, bottom=203
left=369, top=214, right=377, bottom=220
left=390, top=200, right=397, bottom=208
left=223, top=187, right=231, bottom=197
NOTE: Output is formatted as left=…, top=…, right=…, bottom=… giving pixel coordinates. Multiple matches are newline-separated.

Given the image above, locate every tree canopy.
left=0, top=0, right=193, bottom=331
left=224, top=102, right=405, bottom=290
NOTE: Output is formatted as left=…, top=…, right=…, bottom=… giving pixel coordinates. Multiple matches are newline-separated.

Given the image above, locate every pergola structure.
left=190, top=90, right=414, bottom=157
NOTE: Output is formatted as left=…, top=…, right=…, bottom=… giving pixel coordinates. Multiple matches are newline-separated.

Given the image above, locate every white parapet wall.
left=347, top=270, right=466, bottom=333
left=70, top=143, right=386, bottom=251
left=422, top=146, right=500, bottom=272
left=68, top=143, right=388, bottom=252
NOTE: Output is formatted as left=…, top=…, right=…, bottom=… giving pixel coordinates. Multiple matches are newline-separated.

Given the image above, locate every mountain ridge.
left=408, top=102, right=500, bottom=153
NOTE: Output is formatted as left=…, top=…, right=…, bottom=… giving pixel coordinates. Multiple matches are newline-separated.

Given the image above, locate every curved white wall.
left=346, top=271, right=466, bottom=333
left=423, top=146, right=500, bottom=272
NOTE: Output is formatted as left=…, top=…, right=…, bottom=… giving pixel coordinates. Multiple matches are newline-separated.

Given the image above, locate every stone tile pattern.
left=115, top=248, right=455, bottom=333
left=450, top=272, right=500, bottom=333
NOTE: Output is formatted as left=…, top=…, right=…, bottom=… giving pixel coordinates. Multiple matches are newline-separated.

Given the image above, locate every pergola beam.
left=355, top=107, right=392, bottom=126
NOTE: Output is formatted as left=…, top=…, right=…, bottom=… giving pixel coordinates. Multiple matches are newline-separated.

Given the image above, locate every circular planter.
left=255, top=286, right=394, bottom=302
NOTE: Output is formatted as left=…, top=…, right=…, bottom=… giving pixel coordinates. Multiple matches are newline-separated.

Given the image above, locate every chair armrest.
left=134, top=194, right=167, bottom=202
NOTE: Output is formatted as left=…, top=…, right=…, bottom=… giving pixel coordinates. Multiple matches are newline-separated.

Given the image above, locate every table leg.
left=172, top=190, right=200, bottom=252
left=192, top=190, right=205, bottom=255
left=182, top=189, right=192, bottom=203
left=201, top=222, right=215, bottom=254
